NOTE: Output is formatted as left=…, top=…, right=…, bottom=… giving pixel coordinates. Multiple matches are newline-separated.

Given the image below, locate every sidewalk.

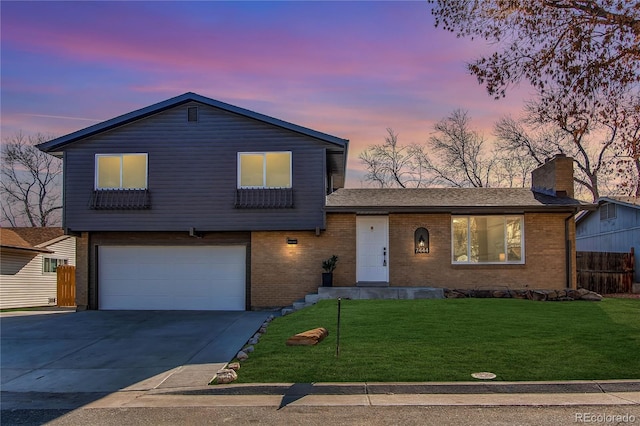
left=37, top=380, right=640, bottom=409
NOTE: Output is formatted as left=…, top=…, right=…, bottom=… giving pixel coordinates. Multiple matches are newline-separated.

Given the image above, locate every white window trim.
left=237, top=151, right=292, bottom=189
left=95, top=153, right=148, bottom=190
left=451, top=215, right=525, bottom=265
left=43, top=257, right=68, bottom=274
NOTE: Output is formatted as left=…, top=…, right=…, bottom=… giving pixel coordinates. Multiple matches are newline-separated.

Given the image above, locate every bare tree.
left=494, top=93, right=627, bottom=202
left=358, top=128, right=431, bottom=188
left=360, top=111, right=510, bottom=188
left=426, top=109, right=495, bottom=187
left=611, top=96, right=640, bottom=196
left=430, top=0, right=640, bottom=195
left=1, top=132, right=62, bottom=227
left=429, top=1, right=640, bottom=106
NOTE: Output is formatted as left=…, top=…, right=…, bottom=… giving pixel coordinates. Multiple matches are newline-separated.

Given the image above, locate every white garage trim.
left=98, top=246, right=246, bottom=311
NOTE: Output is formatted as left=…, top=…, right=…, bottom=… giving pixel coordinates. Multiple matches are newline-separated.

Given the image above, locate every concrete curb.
left=3, top=381, right=639, bottom=410
left=132, top=380, right=640, bottom=408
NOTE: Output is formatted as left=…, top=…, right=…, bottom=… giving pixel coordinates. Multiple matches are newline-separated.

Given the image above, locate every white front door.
left=356, top=216, right=389, bottom=283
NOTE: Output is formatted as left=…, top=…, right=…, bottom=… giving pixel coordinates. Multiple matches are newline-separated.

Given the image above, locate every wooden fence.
left=57, top=265, right=76, bottom=307
left=577, top=248, right=635, bottom=294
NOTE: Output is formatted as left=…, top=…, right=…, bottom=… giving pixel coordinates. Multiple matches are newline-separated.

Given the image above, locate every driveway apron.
left=0, top=310, right=271, bottom=393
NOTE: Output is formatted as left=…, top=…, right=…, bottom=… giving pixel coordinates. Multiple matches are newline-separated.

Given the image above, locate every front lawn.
left=235, top=298, right=640, bottom=383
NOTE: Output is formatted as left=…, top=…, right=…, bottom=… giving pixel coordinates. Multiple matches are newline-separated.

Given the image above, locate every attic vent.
left=600, top=203, right=616, bottom=220
left=187, top=106, right=198, bottom=122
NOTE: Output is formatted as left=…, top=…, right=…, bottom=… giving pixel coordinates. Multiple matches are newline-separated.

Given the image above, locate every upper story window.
left=238, top=152, right=291, bottom=188
left=452, top=215, right=524, bottom=264
left=599, top=203, right=616, bottom=220
left=96, top=154, right=148, bottom=190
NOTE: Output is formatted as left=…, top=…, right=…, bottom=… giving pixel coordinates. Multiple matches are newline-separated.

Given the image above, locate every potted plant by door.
left=321, top=255, right=339, bottom=287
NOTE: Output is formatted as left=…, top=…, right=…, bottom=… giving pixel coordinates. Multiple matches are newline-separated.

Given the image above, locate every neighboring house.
left=0, top=228, right=76, bottom=309
left=576, top=197, right=639, bottom=282
left=37, top=92, right=590, bottom=311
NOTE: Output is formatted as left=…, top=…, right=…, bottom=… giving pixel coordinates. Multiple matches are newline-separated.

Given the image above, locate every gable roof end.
left=576, top=196, right=639, bottom=223
left=36, top=92, right=349, bottom=155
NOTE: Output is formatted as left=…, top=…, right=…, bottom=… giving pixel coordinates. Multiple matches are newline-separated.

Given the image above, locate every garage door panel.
left=99, top=246, right=246, bottom=311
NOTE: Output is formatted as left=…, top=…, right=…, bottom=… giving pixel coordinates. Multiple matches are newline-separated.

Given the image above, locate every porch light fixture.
left=286, top=237, right=298, bottom=245
left=414, top=228, right=429, bottom=254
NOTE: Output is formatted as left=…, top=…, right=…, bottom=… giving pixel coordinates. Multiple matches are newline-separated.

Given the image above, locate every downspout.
left=564, top=211, right=577, bottom=289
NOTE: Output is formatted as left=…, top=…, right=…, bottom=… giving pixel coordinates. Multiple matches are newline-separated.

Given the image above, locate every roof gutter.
left=324, top=205, right=586, bottom=214
left=0, top=245, right=53, bottom=254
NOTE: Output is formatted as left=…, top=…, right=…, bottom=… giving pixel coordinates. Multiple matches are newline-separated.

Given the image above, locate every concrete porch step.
left=292, top=300, right=312, bottom=310
left=282, top=287, right=445, bottom=316
left=305, top=293, right=320, bottom=304
left=317, top=286, right=444, bottom=300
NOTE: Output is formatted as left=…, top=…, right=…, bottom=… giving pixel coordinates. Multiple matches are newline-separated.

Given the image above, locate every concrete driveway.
left=0, top=309, right=271, bottom=394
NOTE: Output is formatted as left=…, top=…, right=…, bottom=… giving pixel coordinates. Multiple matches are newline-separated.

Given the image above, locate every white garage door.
left=98, top=246, right=246, bottom=311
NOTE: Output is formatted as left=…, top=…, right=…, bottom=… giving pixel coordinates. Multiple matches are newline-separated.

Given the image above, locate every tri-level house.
left=38, top=92, right=590, bottom=311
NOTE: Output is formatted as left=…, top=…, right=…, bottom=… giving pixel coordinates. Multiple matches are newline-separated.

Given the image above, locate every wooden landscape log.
left=286, top=327, right=329, bottom=346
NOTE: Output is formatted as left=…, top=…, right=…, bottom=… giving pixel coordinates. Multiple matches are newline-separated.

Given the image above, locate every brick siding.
left=251, top=212, right=577, bottom=308
left=75, top=213, right=576, bottom=310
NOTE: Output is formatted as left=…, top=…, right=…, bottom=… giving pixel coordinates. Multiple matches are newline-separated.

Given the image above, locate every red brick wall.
left=251, top=212, right=577, bottom=308
left=531, top=154, right=574, bottom=198
left=388, top=213, right=576, bottom=290
left=251, top=214, right=357, bottom=308
left=76, top=213, right=576, bottom=310
left=75, top=232, right=90, bottom=310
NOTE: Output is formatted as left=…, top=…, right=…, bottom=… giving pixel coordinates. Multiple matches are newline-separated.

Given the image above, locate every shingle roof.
left=8, top=227, right=66, bottom=246
left=0, top=228, right=57, bottom=253
left=326, top=188, right=590, bottom=213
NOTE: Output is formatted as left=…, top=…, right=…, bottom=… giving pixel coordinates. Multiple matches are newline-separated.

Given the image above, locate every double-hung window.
left=95, top=154, right=148, bottom=190
left=238, top=152, right=291, bottom=188
left=452, top=215, right=524, bottom=264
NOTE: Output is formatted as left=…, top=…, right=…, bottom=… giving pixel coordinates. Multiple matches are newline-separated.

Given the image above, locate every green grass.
left=236, top=298, right=640, bottom=383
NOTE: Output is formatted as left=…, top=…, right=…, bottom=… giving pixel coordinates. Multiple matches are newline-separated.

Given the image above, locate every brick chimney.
left=531, top=154, right=574, bottom=198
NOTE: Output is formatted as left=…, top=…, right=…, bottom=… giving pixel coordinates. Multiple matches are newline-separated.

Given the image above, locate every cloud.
left=1, top=1, right=533, bottom=186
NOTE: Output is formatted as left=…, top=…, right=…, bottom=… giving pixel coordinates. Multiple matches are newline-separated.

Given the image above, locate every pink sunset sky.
left=1, top=1, right=533, bottom=186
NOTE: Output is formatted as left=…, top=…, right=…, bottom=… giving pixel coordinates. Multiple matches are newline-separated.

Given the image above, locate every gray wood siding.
left=576, top=203, right=640, bottom=281
left=62, top=102, right=330, bottom=232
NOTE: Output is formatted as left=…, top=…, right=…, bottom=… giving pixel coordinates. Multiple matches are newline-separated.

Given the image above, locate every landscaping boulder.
left=474, top=289, right=494, bottom=298
left=566, top=289, right=580, bottom=299
left=227, top=362, right=240, bottom=371
left=580, top=291, right=603, bottom=301
left=445, top=289, right=466, bottom=298
left=511, top=289, right=528, bottom=299
left=236, top=350, right=249, bottom=361
left=527, top=290, right=547, bottom=301
left=213, top=368, right=238, bottom=384
left=577, top=288, right=591, bottom=297
left=286, top=327, right=329, bottom=346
